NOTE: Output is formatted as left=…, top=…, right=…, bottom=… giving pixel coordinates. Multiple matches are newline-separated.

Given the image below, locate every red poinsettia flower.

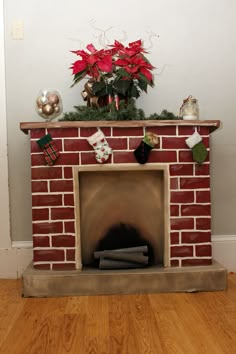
left=70, top=38, right=155, bottom=98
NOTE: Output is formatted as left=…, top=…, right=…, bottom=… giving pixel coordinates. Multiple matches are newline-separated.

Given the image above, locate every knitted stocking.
left=87, top=129, right=112, bottom=163
left=134, top=132, right=159, bottom=164
left=185, top=131, right=208, bottom=164
left=37, top=134, right=60, bottom=166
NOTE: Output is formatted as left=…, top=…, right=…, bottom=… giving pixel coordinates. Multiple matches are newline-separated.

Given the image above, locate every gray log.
left=102, top=251, right=149, bottom=265
left=94, top=245, right=148, bottom=259
left=99, top=258, right=146, bottom=270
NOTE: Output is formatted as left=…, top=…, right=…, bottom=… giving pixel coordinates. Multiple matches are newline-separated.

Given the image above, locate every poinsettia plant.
left=70, top=39, right=155, bottom=100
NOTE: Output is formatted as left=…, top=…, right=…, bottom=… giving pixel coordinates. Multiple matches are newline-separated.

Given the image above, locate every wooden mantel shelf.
left=20, top=120, right=220, bottom=135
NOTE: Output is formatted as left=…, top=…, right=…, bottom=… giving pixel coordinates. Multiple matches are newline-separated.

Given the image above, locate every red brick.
left=162, top=137, right=187, bottom=149
left=113, top=127, right=144, bottom=136
left=171, top=259, right=180, bottom=267
left=178, top=126, right=210, bottom=136
left=64, top=194, right=74, bottom=206
left=51, top=207, right=75, bottom=220
left=171, top=218, right=194, bottom=230
left=171, top=232, right=179, bottom=244
left=196, top=191, right=211, bottom=203
left=80, top=127, right=111, bottom=137
left=148, top=151, right=177, bottom=163
left=31, top=154, right=47, bottom=166
left=34, top=249, right=64, bottom=262
left=181, top=204, right=211, bottom=216
left=146, top=126, right=177, bottom=135
left=65, top=221, right=75, bottom=233
left=64, top=139, right=91, bottom=151
left=129, top=137, right=160, bottom=150
left=180, top=177, right=210, bottom=189
left=30, top=129, right=46, bottom=139
left=33, top=236, right=50, bottom=247
left=202, top=137, right=209, bottom=148
left=196, top=218, right=211, bottom=230
left=179, top=151, right=194, bottom=162
left=171, top=246, right=193, bottom=257
left=34, top=264, right=51, bottom=270
left=31, top=141, right=43, bottom=153
left=182, top=258, right=212, bottom=266
left=178, top=126, right=196, bottom=135
left=64, top=167, right=73, bottom=179
left=32, top=181, right=48, bottom=193
left=52, top=263, right=76, bottom=270
left=107, top=138, right=128, bottom=150
left=169, top=164, right=193, bottom=176
left=32, top=194, right=62, bottom=207
left=170, top=205, right=179, bottom=216
left=113, top=151, right=136, bottom=163
left=33, top=222, right=63, bottom=234
left=55, top=153, right=79, bottom=165
left=195, top=164, right=210, bottom=176
left=171, top=191, right=194, bottom=203
left=32, top=208, right=49, bottom=221
left=47, top=128, right=79, bottom=137
left=196, top=245, right=212, bottom=257
left=31, top=167, right=62, bottom=180
left=51, top=235, right=75, bottom=247
left=50, top=180, right=74, bottom=192
left=170, top=178, right=179, bottom=190
left=67, top=249, right=75, bottom=261
left=182, top=232, right=211, bottom=244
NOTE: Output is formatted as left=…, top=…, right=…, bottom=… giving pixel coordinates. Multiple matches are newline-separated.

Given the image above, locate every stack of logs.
left=94, top=245, right=149, bottom=270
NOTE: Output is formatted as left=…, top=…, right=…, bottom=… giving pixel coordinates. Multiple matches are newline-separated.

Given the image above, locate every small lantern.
left=179, top=95, right=199, bottom=120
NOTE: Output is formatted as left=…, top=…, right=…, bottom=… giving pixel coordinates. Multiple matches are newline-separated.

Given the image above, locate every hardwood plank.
left=128, top=294, right=166, bottom=354
left=84, top=295, right=110, bottom=354
left=108, top=295, right=141, bottom=354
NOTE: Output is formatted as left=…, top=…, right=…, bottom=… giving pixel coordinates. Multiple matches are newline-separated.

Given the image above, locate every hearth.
left=20, top=120, right=227, bottom=296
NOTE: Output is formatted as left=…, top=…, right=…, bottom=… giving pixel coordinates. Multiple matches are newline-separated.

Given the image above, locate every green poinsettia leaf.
left=116, top=68, right=131, bottom=79
left=138, top=79, right=148, bottom=93
left=71, top=70, right=87, bottom=87
left=138, top=73, right=151, bottom=85
left=130, top=85, right=140, bottom=98
left=115, top=80, right=131, bottom=96
left=92, top=81, right=106, bottom=95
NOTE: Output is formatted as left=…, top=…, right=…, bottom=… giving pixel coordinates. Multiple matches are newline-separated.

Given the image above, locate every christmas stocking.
left=185, top=131, right=208, bottom=164
left=87, top=129, right=112, bottom=163
left=37, top=134, right=60, bottom=166
left=134, top=132, right=159, bottom=164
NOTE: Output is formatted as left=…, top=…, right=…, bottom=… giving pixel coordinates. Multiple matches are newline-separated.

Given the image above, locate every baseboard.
left=0, top=242, right=32, bottom=278
left=0, top=237, right=235, bottom=279
left=212, top=235, right=236, bottom=272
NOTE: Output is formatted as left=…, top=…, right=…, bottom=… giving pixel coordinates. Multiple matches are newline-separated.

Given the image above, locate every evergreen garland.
left=60, top=99, right=180, bottom=121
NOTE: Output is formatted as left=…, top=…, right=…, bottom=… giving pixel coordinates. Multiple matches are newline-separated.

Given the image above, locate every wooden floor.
left=0, top=274, right=236, bottom=354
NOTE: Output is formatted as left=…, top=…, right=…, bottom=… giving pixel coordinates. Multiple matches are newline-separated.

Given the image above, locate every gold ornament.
left=54, top=105, right=60, bottom=113
left=48, top=93, right=59, bottom=105
left=42, top=103, right=54, bottom=116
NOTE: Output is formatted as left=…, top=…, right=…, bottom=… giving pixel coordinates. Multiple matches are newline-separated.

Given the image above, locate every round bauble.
left=42, top=103, right=54, bottom=116
left=54, top=105, right=61, bottom=113
left=48, top=93, right=59, bottom=105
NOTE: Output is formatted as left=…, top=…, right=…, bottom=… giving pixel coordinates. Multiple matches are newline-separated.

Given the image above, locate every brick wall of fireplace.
left=25, top=122, right=216, bottom=271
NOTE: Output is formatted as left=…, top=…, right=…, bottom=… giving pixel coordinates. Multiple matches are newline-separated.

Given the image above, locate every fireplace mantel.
left=20, top=120, right=220, bottom=134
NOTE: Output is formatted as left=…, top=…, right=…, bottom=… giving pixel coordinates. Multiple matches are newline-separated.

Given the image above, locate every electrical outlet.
left=12, top=21, right=24, bottom=40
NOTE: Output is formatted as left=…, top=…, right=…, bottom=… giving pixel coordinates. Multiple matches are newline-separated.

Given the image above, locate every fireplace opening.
left=75, top=165, right=170, bottom=270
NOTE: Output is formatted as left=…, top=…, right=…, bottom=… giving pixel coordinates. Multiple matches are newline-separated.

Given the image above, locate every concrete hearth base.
left=22, top=260, right=227, bottom=297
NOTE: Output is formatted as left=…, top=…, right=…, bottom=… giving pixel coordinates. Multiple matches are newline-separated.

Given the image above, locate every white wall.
left=3, top=1, right=236, bottom=262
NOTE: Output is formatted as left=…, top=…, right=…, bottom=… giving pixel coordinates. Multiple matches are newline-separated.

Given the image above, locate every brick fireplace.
left=20, top=120, right=227, bottom=296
